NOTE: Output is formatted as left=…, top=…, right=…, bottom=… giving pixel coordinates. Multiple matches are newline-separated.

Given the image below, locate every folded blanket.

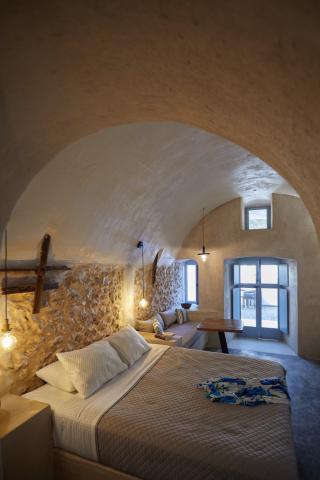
left=197, top=376, right=289, bottom=406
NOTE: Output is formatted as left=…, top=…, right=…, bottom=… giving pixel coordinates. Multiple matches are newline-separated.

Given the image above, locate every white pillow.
left=57, top=341, right=128, bottom=399
left=135, top=317, right=154, bottom=332
left=159, top=310, right=177, bottom=328
left=36, top=361, right=76, bottom=393
left=108, top=325, right=151, bottom=367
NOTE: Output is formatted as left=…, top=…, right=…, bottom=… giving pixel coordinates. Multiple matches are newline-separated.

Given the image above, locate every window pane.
left=248, top=208, right=268, bottom=230
left=261, top=264, right=278, bottom=284
left=240, top=265, right=256, bottom=284
left=240, top=288, right=256, bottom=327
left=279, top=264, right=288, bottom=286
left=186, top=265, right=197, bottom=302
left=233, top=264, right=240, bottom=284
left=261, top=288, right=278, bottom=329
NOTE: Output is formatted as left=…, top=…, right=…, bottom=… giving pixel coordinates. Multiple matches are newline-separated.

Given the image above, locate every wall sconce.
left=197, top=208, right=210, bottom=262
left=0, top=230, right=17, bottom=351
left=137, top=241, right=148, bottom=308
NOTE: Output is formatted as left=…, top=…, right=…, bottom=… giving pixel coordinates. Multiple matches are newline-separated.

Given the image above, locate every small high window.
left=245, top=206, right=271, bottom=230
left=184, top=260, right=199, bottom=304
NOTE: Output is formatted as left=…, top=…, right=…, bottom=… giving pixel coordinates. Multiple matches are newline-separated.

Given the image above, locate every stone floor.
left=228, top=337, right=296, bottom=356
left=208, top=347, right=320, bottom=480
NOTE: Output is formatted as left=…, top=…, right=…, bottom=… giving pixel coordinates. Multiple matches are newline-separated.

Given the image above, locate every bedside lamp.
left=137, top=241, right=148, bottom=309
left=1, top=230, right=17, bottom=352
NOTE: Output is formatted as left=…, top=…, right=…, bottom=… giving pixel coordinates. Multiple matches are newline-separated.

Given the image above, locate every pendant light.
left=197, top=208, right=210, bottom=262
left=0, top=230, right=17, bottom=351
left=137, top=241, right=148, bottom=308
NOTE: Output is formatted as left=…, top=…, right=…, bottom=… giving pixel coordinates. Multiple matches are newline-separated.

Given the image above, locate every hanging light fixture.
left=137, top=241, right=148, bottom=308
left=0, top=230, right=17, bottom=351
left=197, top=208, right=210, bottom=262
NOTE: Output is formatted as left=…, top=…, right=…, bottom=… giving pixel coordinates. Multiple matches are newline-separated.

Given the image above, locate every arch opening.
left=5, top=121, right=298, bottom=265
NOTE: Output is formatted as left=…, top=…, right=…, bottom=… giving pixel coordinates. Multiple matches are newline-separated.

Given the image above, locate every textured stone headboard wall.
left=134, top=262, right=184, bottom=321
left=1, top=261, right=183, bottom=394
left=1, top=264, right=124, bottom=394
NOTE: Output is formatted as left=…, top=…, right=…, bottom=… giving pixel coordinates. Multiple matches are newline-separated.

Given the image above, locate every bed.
left=24, top=344, right=299, bottom=480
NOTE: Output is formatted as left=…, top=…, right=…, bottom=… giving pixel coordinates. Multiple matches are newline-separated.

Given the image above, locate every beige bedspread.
left=97, top=348, right=298, bottom=480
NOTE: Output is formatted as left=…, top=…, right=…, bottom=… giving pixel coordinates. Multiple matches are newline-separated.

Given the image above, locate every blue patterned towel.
left=197, top=376, right=289, bottom=406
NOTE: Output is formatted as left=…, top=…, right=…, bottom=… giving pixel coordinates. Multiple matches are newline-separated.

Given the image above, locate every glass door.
left=232, top=258, right=288, bottom=340
left=260, top=262, right=280, bottom=338
left=235, top=259, right=259, bottom=337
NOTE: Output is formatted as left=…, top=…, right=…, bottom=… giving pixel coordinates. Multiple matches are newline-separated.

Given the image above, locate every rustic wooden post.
left=0, top=233, right=71, bottom=313
left=33, top=234, right=51, bottom=314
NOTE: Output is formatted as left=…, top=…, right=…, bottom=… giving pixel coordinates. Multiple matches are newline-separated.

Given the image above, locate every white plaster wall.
left=178, top=194, right=320, bottom=361
left=6, top=122, right=295, bottom=266
left=1, top=1, right=320, bottom=242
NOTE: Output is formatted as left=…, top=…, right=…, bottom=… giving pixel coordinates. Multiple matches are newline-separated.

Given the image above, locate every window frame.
left=245, top=206, right=271, bottom=231
left=184, top=260, right=199, bottom=304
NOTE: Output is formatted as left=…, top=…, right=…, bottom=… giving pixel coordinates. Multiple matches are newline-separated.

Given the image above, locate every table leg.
left=218, top=332, right=229, bottom=354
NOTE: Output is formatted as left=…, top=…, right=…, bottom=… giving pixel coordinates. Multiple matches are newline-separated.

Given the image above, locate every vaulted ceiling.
left=6, top=122, right=296, bottom=264
left=1, top=1, right=319, bottom=261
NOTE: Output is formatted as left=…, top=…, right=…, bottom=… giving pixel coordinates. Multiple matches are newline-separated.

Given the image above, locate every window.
left=245, top=206, right=271, bottom=230
left=184, top=260, right=198, bottom=304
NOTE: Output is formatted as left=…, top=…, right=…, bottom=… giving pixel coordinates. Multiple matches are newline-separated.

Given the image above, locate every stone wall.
left=134, top=262, right=184, bottom=321
left=1, top=264, right=124, bottom=394
left=1, top=261, right=184, bottom=394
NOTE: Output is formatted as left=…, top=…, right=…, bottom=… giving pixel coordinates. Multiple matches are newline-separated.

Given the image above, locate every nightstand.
left=0, top=394, right=53, bottom=480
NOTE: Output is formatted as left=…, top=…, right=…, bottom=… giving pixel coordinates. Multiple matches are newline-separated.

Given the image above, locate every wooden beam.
left=152, top=248, right=164, bottom=285
left=43, top=266, right=71, bottom=271
left=0, top=233, right=71, bottom=311
left=1, top=283, right=59, bottom=295
left=0, top=266, right=71, bottom=273
left=33, top=234, right=51, bottom=314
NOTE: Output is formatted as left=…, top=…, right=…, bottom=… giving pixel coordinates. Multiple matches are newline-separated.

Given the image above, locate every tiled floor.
left=208, top=345, right=320, bottom=480
left=228, top=337, right=297, bottom=356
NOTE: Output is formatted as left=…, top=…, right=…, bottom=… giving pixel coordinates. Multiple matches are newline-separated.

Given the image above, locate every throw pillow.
left=176, top=308, right=188, bottom=325
left=159, top=310, right=177, bottom=329
left=135, top=318, right=154, bottom=332
left=153, top=318, right=164, bottom=335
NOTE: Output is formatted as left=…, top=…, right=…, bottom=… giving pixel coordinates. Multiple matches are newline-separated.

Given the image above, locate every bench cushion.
left=167, top=322, right=199, bottom=348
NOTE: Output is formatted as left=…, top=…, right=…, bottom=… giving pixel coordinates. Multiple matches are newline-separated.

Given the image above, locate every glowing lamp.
left=1, top=230, right=17, bottom=352
left=137, top=241, right=148, bottom=309
left=200, top=253, right=209, bottom=263
left=0, top=331, right=17, bottom=351
left=139, top=298, right=148, bottom=309
left=197, top=208, right=210, bottom=262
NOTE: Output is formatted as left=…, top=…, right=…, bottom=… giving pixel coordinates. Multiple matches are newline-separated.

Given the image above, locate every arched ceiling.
left=7, top=122, right=296, bottom=264
left=1, top=1, right=320, bottom=243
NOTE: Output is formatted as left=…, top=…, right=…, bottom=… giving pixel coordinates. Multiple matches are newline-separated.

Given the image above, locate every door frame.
left=232, top=257, right=286, bottom=340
